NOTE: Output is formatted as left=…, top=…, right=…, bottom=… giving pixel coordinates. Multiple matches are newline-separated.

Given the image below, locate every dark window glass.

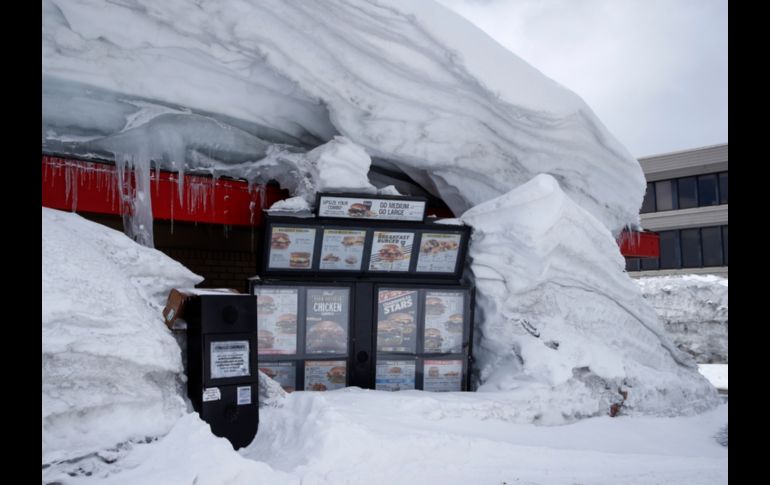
left=698, top=174, right=719, bottom=206
left=641, top=257, right=659, bottom=271
left=681, top=229, right=702, bottom=267
left=625, top=258, right=641, bottom=271
left=677, top=177, right=698, bottom=209
left=659, top=231, right=681, bottom=269
left=640, top=182, right=656, bottom=213
left=722, top=225, right=728, bottom=265
left=701, top=227, right=723, bottom=266
left=719, top=172, right=728, bottom=204
left=655, top=180, right=676, bottom=211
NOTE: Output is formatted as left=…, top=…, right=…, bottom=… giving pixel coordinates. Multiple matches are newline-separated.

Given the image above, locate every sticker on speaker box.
left=237, top=386, right=252, bottom=405
left=203, top=387, right=221, bottom=402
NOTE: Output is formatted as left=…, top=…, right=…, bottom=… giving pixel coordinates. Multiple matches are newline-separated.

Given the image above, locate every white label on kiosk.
left=237, top=386, right=252, bottom=405
left=318, top=195, right=426, bottom=221
left=210, top=340, right=250, bottom=379
left=203, top=387, right=221, bottom=402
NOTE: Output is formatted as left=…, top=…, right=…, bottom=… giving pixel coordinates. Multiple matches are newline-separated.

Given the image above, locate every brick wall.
left=161, top=248, right=257, bottom=292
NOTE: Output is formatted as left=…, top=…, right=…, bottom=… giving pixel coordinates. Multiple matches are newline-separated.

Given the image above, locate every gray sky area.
left=437, top=0, right=727, bottom=158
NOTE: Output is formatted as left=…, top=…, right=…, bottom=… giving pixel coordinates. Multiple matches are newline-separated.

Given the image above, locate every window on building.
left=655, top=180, right=676, bottom=211
left=722, top=225, right=728, bottom=265
left=659, top=231, right=681, bottom=269
left=698, top=174, right=719, bottom=206
left=677, top=177, right=698, bottom=209
left=719, top=172, right=728, bottom=204
left=701, top=227, right=723, bottom=266
left=640, top=257, right=659, bottom=271
left=680, top=229, right=702, bottom=267
left=640, top=182, right=656, bottom=213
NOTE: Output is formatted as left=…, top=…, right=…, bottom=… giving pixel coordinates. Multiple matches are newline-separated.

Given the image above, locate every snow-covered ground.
left=698, top=364, right=728, bottom=392
left=636, top=275, right=728, bottom=363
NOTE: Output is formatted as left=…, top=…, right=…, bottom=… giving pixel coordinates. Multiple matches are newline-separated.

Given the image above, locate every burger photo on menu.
left=428, top=366, right=440, bottom=378
left=425, top=296, right=446, bottom=315
left=345, top=255, right=358, bottom=265
left=378, top=244, right=404, bottom=261
left=271, top=231, right=291, bottom=250
left=348, top=202, right=374, bottom=217
left=326, top=366, right=347, bottom=385
left=421, top=238, right=442, bottom=254
left=377, top=320, right=403, bottom=348
left=257, top=295, right=277, bottom=314
left=322, top=253, right=341, bottom=262
left=342, top=235, right=365, bottom=246
left=289, top=252, right=311, bottom=268
left=257, top=329, right=275, bottom=350
left=275, top=313, right=297, bottom=334
left=259, top=367, right=277, bottom=380
left=444, top=313, right=463, bottom=333
left=388, top=312, right=415, bottom=335
left=389, top=366, right=402, bottom=375
left=310, top=383, right=327, bottom=391
left=306, top=320, right=347, bottom=353
left=424, top=328, right=444, bottom=352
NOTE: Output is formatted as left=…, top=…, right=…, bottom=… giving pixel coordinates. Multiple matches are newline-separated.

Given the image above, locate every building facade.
left=626, top=143, right=728, bottom=277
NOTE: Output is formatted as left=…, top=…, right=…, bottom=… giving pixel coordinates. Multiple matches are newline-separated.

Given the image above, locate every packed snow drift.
left=636, top=274, right=728, bottom=363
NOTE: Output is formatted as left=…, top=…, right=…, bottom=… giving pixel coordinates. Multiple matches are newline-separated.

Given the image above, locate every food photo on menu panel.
left=255, top=288, right=299, bottom=355
left=258, top=362, right=296, bottom=392
left=319, top=229, right=366, bottom=270
left=416, top=232, right=462, bottom=273
left=423, top=359, right=464, bottom=392
left=268, top=226, right=316, bottom=269
left=375, top=360, right=416, bottom=391
left=376, top=289, right=418, bottom=353
left=305, top=288, right=349, bottom=354
left=368, top=231, right=414, bottom=271
left=424, top=291, right=465, bottom=353
left=304, top=360, right=347, bottom=391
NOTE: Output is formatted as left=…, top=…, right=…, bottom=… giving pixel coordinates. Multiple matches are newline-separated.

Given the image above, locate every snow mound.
left=636, top=275, right=728, bottom=363
left=43, top=0, right=643, bottom=232
left=461, top=175, right=719, bottom=418
left=42, top=208, right=202, bottom=464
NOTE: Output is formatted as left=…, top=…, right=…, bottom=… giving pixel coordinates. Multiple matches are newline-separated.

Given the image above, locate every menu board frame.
left=262, top=216, right=471, bottom=280
left=316, top=192, right=428, bottom=222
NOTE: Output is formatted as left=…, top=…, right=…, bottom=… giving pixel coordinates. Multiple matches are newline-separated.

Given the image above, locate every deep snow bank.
left=636, top=275, right=728, bottom=363
left=43, top=0, right=643, bottom=232
left=42, top=208, right=202, bottom=463
left=461, top=176, right=719, bottom=418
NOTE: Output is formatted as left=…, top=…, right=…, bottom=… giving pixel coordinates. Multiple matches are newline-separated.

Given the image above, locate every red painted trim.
left=41, top=155, right=288, bottom=227
left=618, top=230, right=660, bottom=258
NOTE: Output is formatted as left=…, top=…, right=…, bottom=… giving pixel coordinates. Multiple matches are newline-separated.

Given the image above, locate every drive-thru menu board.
left=258, top=362, right=297, bottom=393
left=369, top=231, right=415, bottom=272
left=377, top=290, right=418, bottom=353
left=416, top=233, right=463, bottom=273
left=317, top=194, right=427, bottom=222
left=422, top=359, right=463, bottom=392
left=319, top=229, right=366, bottom=271
left=268, top=226, right=317, bottom=270
left=375, top=360, right=416, bottom=391
left=305, top=360, right=347, bottom=391
left=306, top=288, right=349, bottom=354
left=255, top=288, right=299, bottom=355
left=423, top=291, right=465, bottom=353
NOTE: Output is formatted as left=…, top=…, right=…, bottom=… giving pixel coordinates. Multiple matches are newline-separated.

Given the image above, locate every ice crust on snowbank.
left=461, top=175, right=719, bottom=417
left=42, top=208, right=203, bottom=463
left=636, top=275, right=728, bottom=363
left=43, top=0, right=644, bottom=232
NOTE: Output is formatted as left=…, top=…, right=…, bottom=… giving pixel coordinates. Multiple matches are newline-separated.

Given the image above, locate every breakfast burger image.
left=387, top=312, right=416, bottom=335
left=326, top=366, right=346, bottom=385
left=347, top=203, right=371, bottom=217
left=289, top=251, right=311, bottom=268
left=377, top=321, right=403, bottom=348
left=378, top=243, right=404, bottom=262
left=257, top=329, right=275, bottom=349
left=257, top=295, right=277, bottom=314
left=444, top=313, right=463, bottom=333
left=271, top=231, right=291, bottom=250
left=424, top=328, right=444, bottom=351
left=306, top=320, right=347, bottom=352
left=425, top=296, right=446, bottom=315
left=342, top=235, right=365, bottom=246
left=275, top=313, right=297, bottom=334
left=428, top=366, right=440, bottom=378
left=310, top=383, right=327, bottom=391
